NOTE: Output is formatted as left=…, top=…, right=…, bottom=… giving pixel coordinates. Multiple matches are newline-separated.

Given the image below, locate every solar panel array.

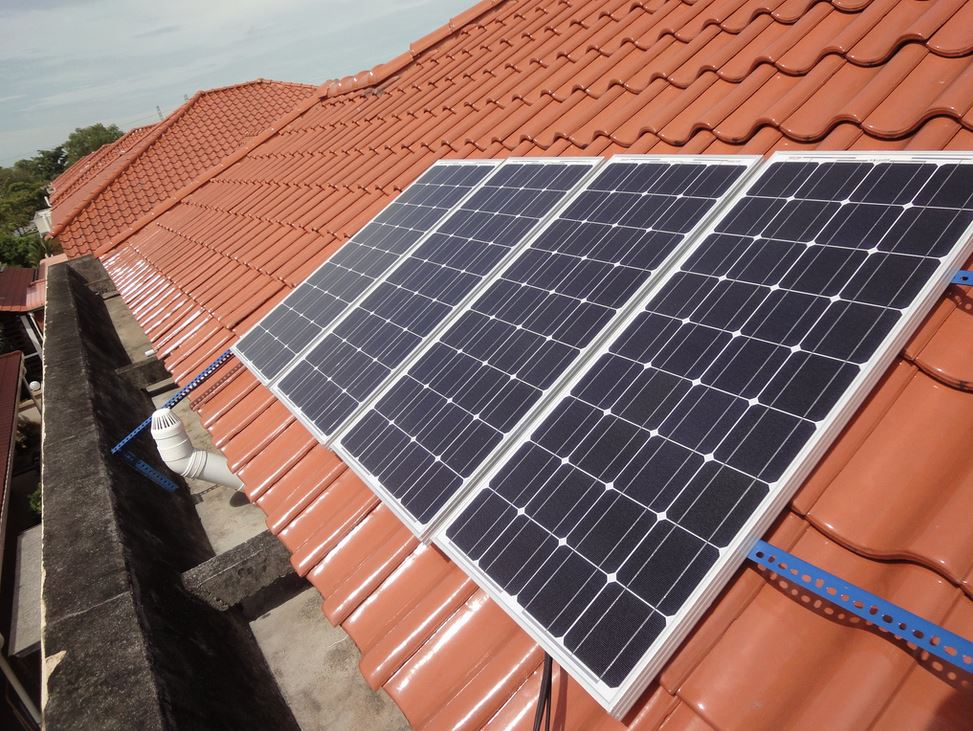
left=439, top=155, right=973, bottom=714
left=234, top=160, right=497, bottom=382
left=338, top=158, right=755, bottom=531
left=232, top=152, right=973, bottom=718
left=274, top=159, right=598, bottom=438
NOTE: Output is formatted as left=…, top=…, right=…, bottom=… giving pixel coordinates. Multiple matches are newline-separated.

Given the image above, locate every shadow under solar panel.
left=438, top=152, right=973, bottom=717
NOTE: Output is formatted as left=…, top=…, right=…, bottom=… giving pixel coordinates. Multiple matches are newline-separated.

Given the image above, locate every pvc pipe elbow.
left=150, top=408, right=243, bottom=490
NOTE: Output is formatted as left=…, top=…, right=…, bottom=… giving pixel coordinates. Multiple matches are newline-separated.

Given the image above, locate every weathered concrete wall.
left=182, top=530, right=296, bottom=612
left=64, top=254, right=116, bottom=295
left=114, top=357, right=171, bottom=391
left=41, top=258, right=298, bottom=730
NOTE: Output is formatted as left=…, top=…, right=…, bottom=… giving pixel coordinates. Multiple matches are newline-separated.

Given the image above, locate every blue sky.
left=0, top=0, right=473, bottom=165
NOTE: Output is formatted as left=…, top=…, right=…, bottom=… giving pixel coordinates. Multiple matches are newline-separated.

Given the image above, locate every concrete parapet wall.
left=41, top=258, right=297, bottom=730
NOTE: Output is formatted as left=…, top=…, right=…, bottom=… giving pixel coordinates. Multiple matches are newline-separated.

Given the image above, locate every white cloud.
left=0, top=0, right=472, bottom=164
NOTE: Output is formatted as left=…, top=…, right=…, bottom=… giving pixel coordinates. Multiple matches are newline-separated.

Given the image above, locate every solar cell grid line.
left=273, top=157, right=603, bottom=445
left=436, top=151, right=973, bottom=718
left=233, top=159, right=499, bottom=383
left=335, top=155, right=762, bottom=537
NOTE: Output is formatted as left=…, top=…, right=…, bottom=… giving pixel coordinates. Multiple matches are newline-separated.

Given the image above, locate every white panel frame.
left=276, top=156, right=606, bottom=455
left=232, top=158, right=501, bottom=385
left=334, top=155, right=764, bottom=538
left=434, top=150, right=973, bottom=718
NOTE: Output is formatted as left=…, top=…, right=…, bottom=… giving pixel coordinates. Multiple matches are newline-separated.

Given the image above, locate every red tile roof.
left=48, top=123, right=158, bottom=212
left=50, top=80, right=315, bottom=258
left=0, top=255, right=70, bottom=314
left=100, top=1, right=973, bottom=727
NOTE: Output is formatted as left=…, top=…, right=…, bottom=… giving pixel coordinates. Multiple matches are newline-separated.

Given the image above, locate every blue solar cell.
left=234, top=161, right=497, bottom=382
left=277, top=159, right=598, bottom=437
left=339, top=158, right=755, bottom=530
left=440, top=154, right=973, bottom=714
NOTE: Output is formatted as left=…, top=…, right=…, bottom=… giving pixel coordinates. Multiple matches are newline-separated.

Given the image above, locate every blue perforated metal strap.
left=952, top=270, right=973, bottom=285
left=111, top=349, right=235, bottom=455
left=119, top=450, right=179, bottom=492
left=749, top=540, right=973, bottom=673
left=111, top=350, right=235, bottom=491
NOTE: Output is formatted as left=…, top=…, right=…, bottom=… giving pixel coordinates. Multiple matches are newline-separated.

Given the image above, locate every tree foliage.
left=15, top=146, right=66, bottom=181
left=0, top=172, right=47, bottom=231
left=63, top=123, right=123, bottom=167
left=0, top=122, right=122, bottom=267
left=28, top=486, right=41, bottom=516
left=0, top=231, right=47, bottom=267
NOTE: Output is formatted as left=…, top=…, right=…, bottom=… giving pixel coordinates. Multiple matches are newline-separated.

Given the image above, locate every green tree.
left=0, top=121, right=119, bottom=267
left=0, top=176, right=46, bottom=232
left=28, top=487, right=41, bottom=516
left=63, top=123, right=123, bottom=167
left=15, top=146, right=66, bottom=181
left=0, top=230, right=41, bottom=267
left=0, top=231, right=56, bottom=268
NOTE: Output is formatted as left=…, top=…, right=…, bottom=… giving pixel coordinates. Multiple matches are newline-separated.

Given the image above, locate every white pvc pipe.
left=149, top=408, right=243, bottom=490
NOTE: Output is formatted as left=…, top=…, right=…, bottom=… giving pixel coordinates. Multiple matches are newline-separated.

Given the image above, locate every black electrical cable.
left=532, top=653, right=553, bottom=731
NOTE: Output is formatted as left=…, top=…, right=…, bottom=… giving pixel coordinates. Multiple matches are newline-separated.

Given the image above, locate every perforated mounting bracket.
left=119, top=449, right=180, bottom=492
left=111, top=349, right=235, bottom=455
left=110, top=350, right=235, bottom=492
left=952, top=270, right=972, bottom=285
left=749, top=540, right=973, bottom=673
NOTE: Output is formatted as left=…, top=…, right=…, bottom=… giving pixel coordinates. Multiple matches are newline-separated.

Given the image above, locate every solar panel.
left=437, top=152, right=973, bottom=717
left=233, top=160, right=498, bottom=382
left=274, top=158, right=600, bottom=441
left=336, top=156, right=760, bottom=534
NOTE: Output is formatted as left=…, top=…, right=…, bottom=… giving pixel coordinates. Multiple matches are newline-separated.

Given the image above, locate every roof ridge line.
left=49, top=93, right=202, bottom=237
left=96, top=2, right=508, bottom=258
left=52, top=129, right=135, bottom=190
left=51, top=77, right=315, bottom=238
left=198, top=78, right=316, bottom=96
left=313, top=0, right=507, bottom=98
left=96, top=91, right=324, bottom=258
left=50, top=147, right=113, bottom=200
left=51, top=124, right=157, bottom=202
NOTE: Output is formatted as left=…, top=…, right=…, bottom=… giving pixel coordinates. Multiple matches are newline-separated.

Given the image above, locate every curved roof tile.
left=48, top=124, right=157, bottom=207
left=50, top=80, right=314, bottom=258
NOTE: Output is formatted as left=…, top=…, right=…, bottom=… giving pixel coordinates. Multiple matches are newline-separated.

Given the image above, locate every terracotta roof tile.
left=48, top=123, right=158, bottom=209
left=347, top=545, right=476, bottom=686
left=872, top=593, right=973, bottom=726
left=279, top=469, right=378, bottom=569
left=805, top=367, right=973, bottom=588
left=678, top=526, right=963, bottom=728
left=909, top=294, right=973, bottom=389
left=98, top=0, right=973, bottom=727
left=252, top=442, right=343, bottom=527
left=50, top=80, right=314, bottom=258
left=929, top=0, right=973, bottom=56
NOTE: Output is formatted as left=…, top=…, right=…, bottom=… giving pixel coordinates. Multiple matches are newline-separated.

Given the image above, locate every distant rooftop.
left=49, top=80, right=315, bottom=258
left=48, top=124, right=158, bottom=212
